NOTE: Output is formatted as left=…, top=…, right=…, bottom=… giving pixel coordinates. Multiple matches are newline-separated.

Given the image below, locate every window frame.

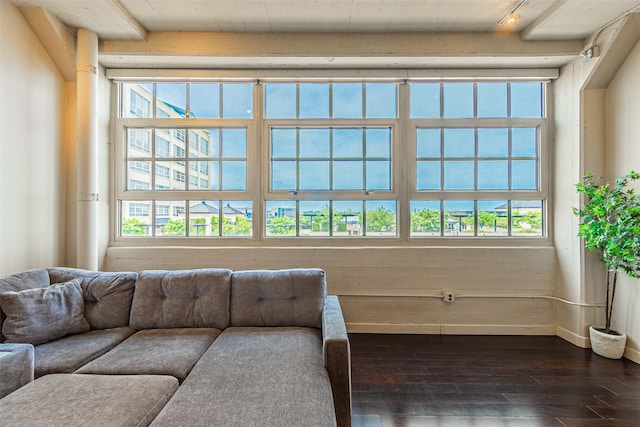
left=111, top=74, right=552, bottom=246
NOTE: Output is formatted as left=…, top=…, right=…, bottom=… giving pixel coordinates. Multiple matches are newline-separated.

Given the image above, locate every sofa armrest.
left=322, top=295, right=351, bottom=427
left=0, top=343, right=34, bottom=399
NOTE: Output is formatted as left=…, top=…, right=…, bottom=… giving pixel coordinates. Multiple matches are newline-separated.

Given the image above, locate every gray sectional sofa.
left=0, top=267, right=351, bottom=427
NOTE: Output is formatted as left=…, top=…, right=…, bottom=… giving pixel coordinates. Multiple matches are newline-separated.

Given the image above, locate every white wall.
left=0, top=0, right=67, bottom=275
left=606, top=38, right=640, bottom=362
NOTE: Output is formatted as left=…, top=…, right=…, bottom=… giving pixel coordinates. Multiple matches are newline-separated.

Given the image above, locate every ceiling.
left=8, top=0, right=639, bottom=40
left=8, top=0, right=640, bottom=70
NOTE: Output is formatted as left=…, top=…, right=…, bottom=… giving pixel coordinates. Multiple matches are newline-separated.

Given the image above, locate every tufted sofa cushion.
left=230, top=268, right=326, bottom=328
left=0, top=269, right=51, bottom=342
left=47, top=268, right=137, bottom=330
left=129, top=269, right=232, bottom=330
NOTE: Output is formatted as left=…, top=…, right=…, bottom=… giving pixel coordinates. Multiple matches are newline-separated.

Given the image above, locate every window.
left=264, top=82, right=398, bottom=238
left=409, top=82, right=545, bottom=237
left=118, top=82, right=254, bottom=237
left=116, top=78, right=548, bottom=241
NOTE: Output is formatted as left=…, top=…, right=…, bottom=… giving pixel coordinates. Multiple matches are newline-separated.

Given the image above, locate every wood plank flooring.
left=349, top=334, right=640, bottom=427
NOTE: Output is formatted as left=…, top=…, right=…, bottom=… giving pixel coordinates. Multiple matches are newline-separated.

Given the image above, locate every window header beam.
left=106, top=68, right=559, bottom=82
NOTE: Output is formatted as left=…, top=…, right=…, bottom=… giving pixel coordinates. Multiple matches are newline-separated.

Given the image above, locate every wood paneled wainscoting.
left=350, top=334, right=640, bottom=427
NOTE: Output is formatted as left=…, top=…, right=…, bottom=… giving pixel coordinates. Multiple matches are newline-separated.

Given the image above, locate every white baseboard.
left=346, top=322, right=555, bottom=335
left=623, top=345, right=640, bottom=364
left=556, top=326, right=590, bottom=348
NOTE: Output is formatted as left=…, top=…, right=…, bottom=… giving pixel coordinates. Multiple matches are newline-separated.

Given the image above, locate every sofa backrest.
left=230, top=268, right=326, bottom=328
left=47, top=268, right=137, bottom=330
left=129, top=269, right=232, bottom=330
left=0, top=269, right=50, bottom=342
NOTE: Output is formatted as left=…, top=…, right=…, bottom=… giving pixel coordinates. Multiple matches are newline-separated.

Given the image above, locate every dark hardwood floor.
left=349, top=334, right=640, bottom=427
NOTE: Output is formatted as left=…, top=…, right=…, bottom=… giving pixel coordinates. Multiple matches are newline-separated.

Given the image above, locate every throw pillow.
left=0, top=278, right=90, bottom=345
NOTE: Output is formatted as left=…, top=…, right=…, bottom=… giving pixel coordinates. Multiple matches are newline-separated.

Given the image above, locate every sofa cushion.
left=0, top=343, right=34, bottom=399
left=150, top=327, right=336, bottom=427
left=48, top=267, right=137, bottom=330
left=34, top=327, right=135, bottom=378
left=130, top=269, right=232, bottom=330
left=0, top=269, right=50, bottom=342
left=230, top=269, right=326, bottom=328
left=0, top=278, right=90, bottom=345
left=76, top=328, right=220, bottom=383
left=0, top=374, right=178, bottom=427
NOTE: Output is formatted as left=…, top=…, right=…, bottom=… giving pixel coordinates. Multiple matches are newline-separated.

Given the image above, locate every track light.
left=499, top=0, right=527, bottom=27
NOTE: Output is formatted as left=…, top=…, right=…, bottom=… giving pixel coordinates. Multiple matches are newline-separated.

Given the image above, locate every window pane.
left=366, top=128, right=391, bottom=158
left=300, top=161, right=330, bottom=190
left=333, top=129, right=363, bottom=158
left=159, top=201, right=187, bottom=236
left=366, top=200, right=396, bottom=236
left=333, top=201, right=363, bottom=237
left=511, top=200, right=543, bottom=237
left=333, top=161, right=363, bottom=190
left=444, top=161, right=474, bottom=190
left=300, top=201, right=330, bottom=237
left=188, top=130, right=210, bottom=158
left=512, top=160, right=537, bottom=190
left=478, top=161, right=508, bottom=190
left=478, top=128, right=508, bottom=157
left=444, top=200, right=474, bottom=236
left=417, top=161, right=441, bottom=190
left=121, top=201, right=152, bottom=236
left=410, top=83, right=440, bottom=118
left=443, top=83, right=473, bottom=118
left=410, top=201, right=441, bottom=236
left=189, top=162, right=213, bottom=189
left=478, top=200, right=508, bottom=236
left=417, top=129, right=441, bottom=158
left=169, top=169, right=186, bottom=190
left=271, top=128, right=297, bottom=158
left=221, top=161, right=246, bottom=190
left=512, top=128, right=537, bottom=157
left=266, top=201, right=296, bottom=236
left=272, top=161, right=296, bottom=190
left=333, top=84, right=362, bottom=118
left=124, top=84, right=152, bottom=118
left=189, top=200, right=218, bottom=236
left=511, top=82, right=542, bottom=117
left=189, top=83, right=219, bottom=118
left=366, top=83, right=396, bottom=118
left=155, top=161, right=173, bottom=189
left=221, top=129, right=247, bottom=158
left=299, top=84, right=329, bottom=118
left=366, top=161, right=391, bottom=190
left=128, top=129, right=151, bottom=157
left=299, top=129, right=330, bottom=158
left=265, top=84, right=296, bottom=118
left=221, top=201, right=252, bottom=237
left=155, top=133, right=170, bottom=158
left=444, top=129, right=474, bottom=158
left=222, top=84, right=253, bottom=118
left=156, top=83, right=186, bottom=118
left=477, top=83, right=507, bottom=118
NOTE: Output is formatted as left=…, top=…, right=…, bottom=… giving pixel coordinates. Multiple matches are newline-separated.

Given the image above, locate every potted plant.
left=573, top=171, right=640, bottom=359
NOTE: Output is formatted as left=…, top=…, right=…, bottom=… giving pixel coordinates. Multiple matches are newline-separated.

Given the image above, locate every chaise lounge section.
left=0, top=267, right=351, bottom=427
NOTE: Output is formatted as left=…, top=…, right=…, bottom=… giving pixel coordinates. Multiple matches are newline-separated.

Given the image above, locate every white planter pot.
left=589, top=326, right=627, bottom=359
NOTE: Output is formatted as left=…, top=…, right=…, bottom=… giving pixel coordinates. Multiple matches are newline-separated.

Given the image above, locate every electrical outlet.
left=443, top=291, right=455, bottom=303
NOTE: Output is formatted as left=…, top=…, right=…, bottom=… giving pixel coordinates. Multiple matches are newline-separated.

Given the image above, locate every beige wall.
left=606, top=38, right=640, bottom=362
left=0, top=0, right=67, bottom=275
left=107, top=246, right=558, bottom=335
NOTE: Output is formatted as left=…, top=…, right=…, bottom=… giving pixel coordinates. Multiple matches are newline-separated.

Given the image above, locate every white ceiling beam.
left=520, top=0, right=569, bottom=41
left=107, top=0, right=148, bottom=41
left=100, top=31, right=583, bottom=68
left=19, top=6, right=76, bottom=81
